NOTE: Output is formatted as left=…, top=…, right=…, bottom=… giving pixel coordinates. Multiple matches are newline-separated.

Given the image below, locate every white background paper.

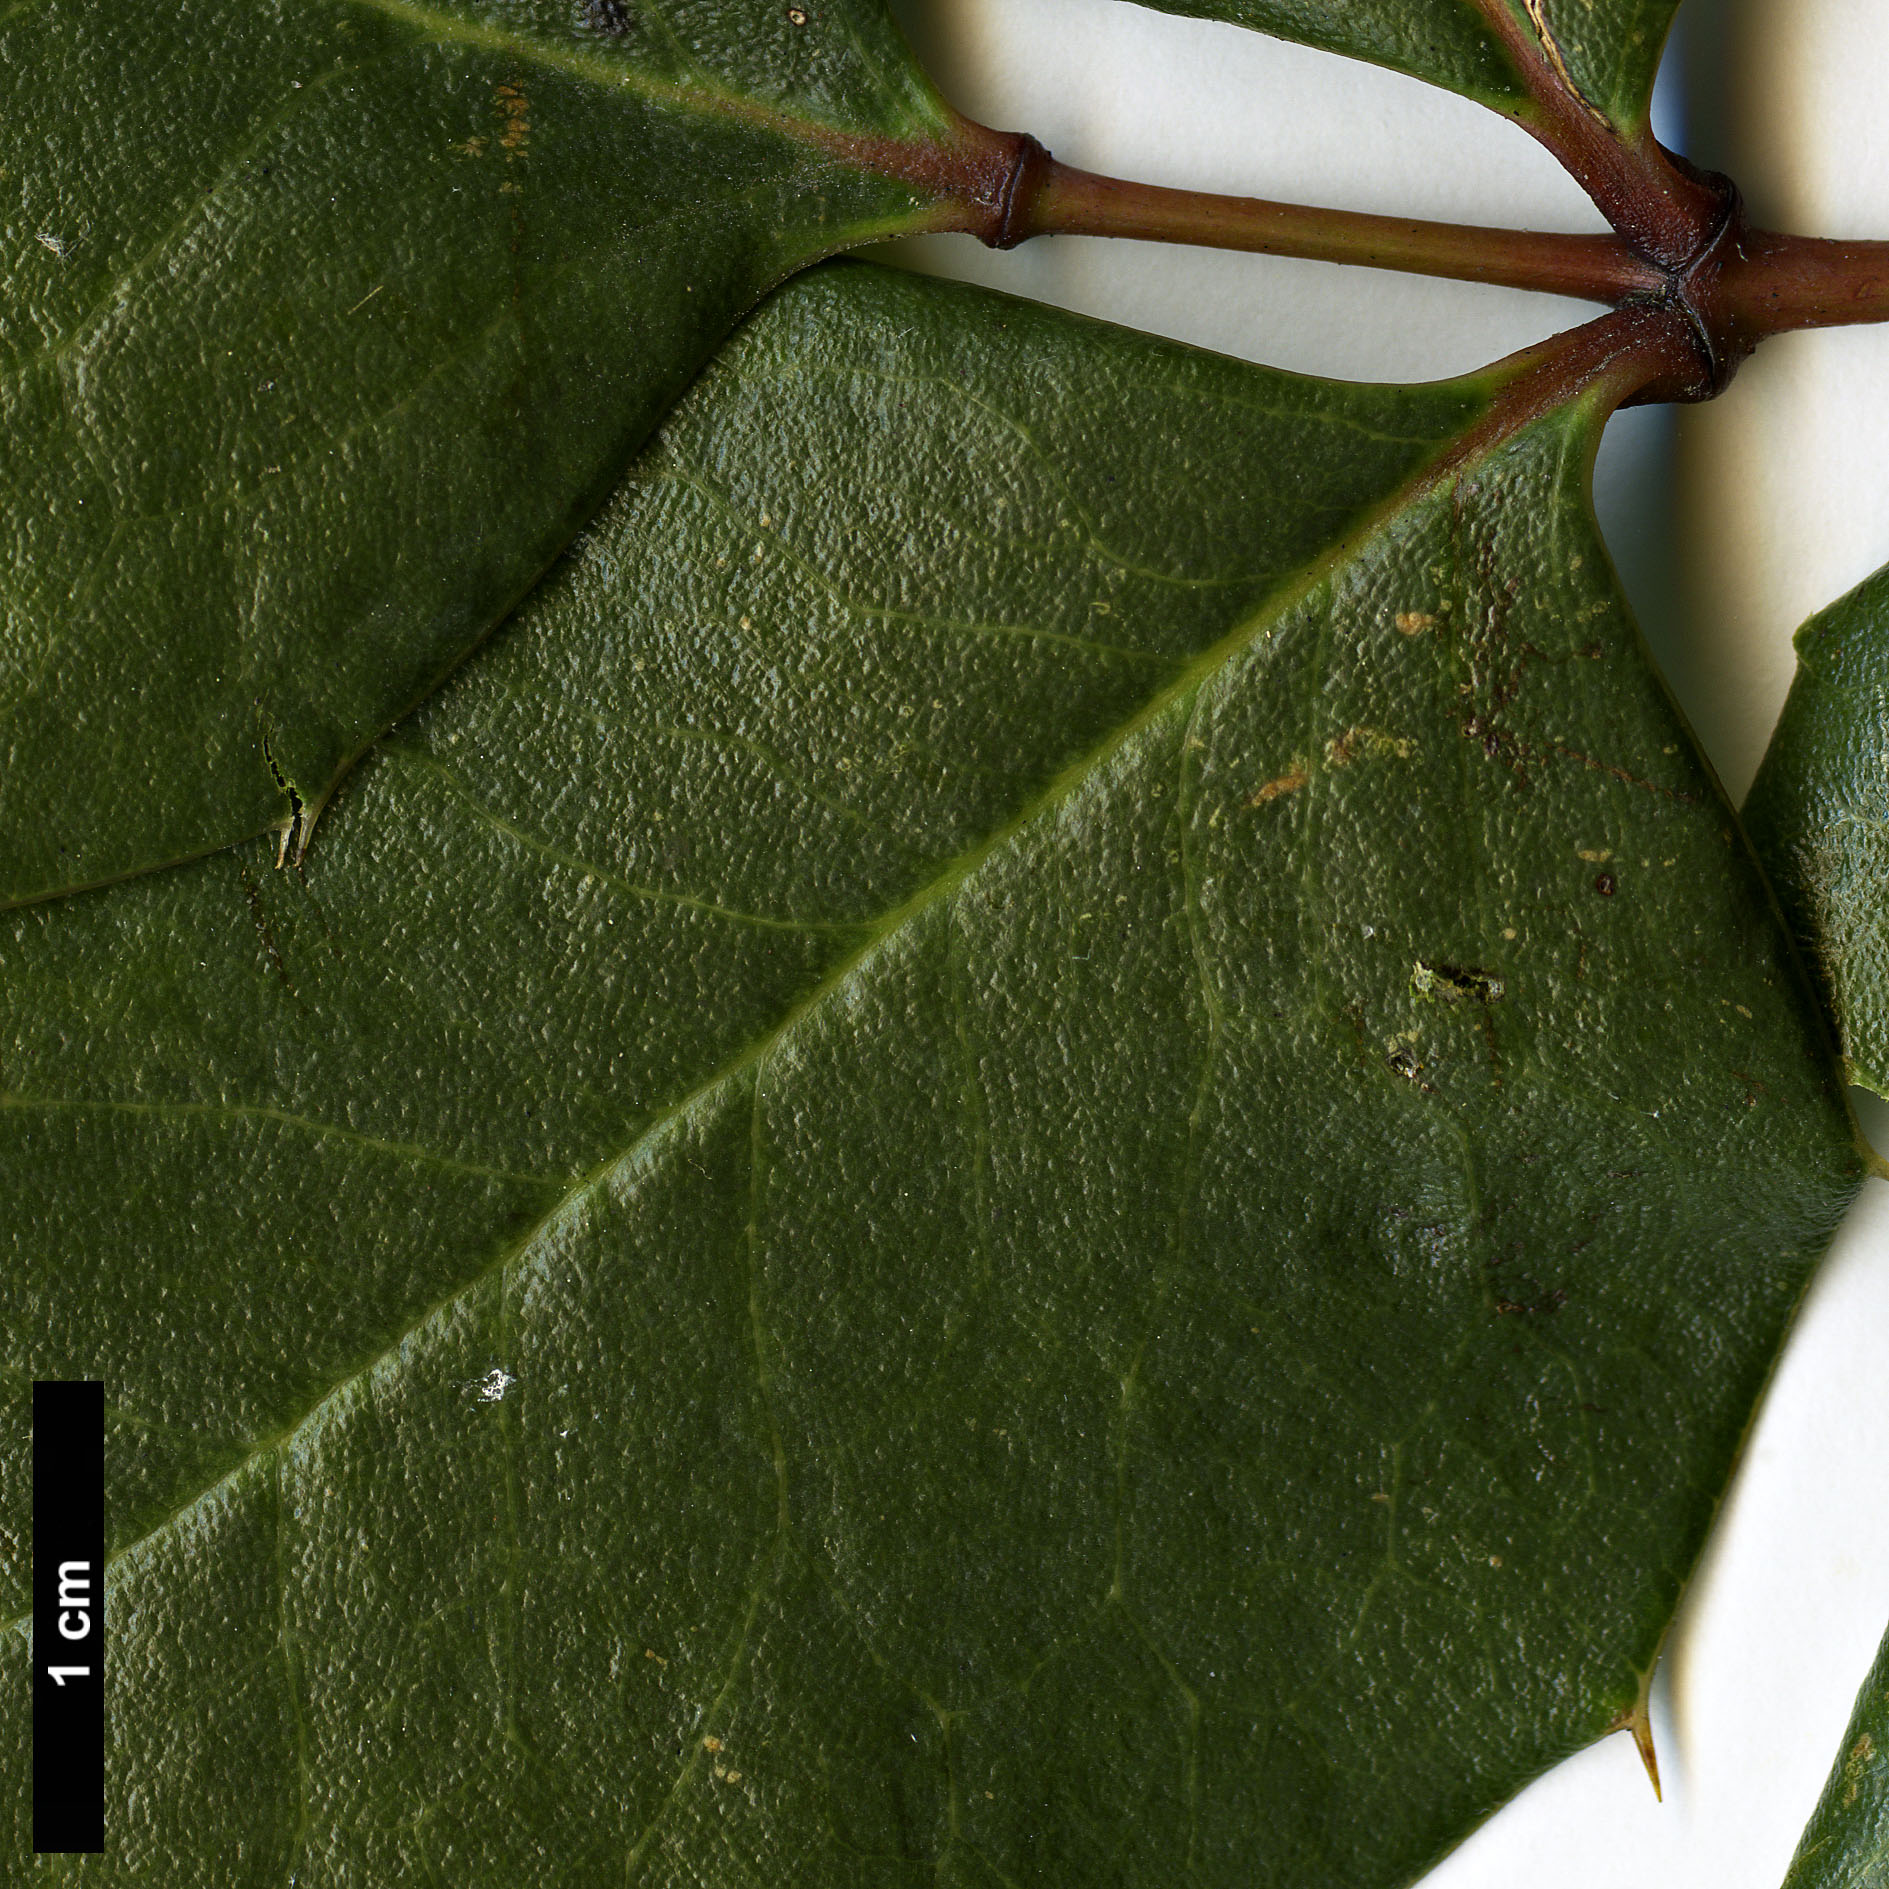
left=884, top=3, right=1889, bottom=1881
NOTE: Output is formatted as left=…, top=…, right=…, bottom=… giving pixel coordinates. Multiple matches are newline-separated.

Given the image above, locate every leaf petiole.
left=888, top=120, right=1662, bottom=304
left=1014, top=159, right=1662, bottom=304
left=1462, top=0, right=1722, bottom=267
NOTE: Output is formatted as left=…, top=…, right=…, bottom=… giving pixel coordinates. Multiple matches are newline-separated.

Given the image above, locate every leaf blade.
left=2, top=263, right=1862, bottom=1885
left=1744, top=566, right=1889, bottom=1097
left=1782, top=1629, right=1889, bottom=1889
left=0, top=0, right=962, bottom=907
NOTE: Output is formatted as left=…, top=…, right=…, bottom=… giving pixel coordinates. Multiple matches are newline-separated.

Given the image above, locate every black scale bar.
left=34, top=1380, right=104, bottom=1854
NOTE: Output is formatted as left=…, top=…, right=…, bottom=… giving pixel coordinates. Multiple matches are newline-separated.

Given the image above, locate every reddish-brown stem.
left=854, top=119, right=1889, bottom=400
left=1022, top=160, right=1660, bottom=303
left=887, top=123, right=1659, bottom=306
left=1464, top=0, right=1722, bottom=268
left=1712, top=230, right=1889, bottom=339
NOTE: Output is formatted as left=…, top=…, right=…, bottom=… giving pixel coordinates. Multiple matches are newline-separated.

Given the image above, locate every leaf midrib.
left=0, top=380, right=1512, bottom=1638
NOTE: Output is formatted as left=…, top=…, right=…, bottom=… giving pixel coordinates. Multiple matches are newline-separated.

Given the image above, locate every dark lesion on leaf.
left=1411, top=960, right=1506, bottom=1005
left=256, top=719, right=313, bottom=869
left=1386, top=1043, right=1440, bottom=1097
left=584, top=0, right=634, bottom=34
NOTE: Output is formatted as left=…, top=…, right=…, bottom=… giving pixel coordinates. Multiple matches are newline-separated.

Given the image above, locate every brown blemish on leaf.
left=1595, top=872, right=1617, bottom=896
left=1394, top=611, right=1434, bottom=635
left=1844, top=1731, right=1875, bottom=1806
left=496, top=82, right=530, bottom=158
left=1552, top=742, right=1695, bottom=804
left=236, top=860, right=295, bottom=999
left=1249, top=765, right=1308, bottom=806
left=1326, top=725, right=1415, bottom=768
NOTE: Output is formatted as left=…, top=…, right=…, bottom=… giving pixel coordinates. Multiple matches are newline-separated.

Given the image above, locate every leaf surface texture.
left=0, top=264, right=1863, bottom=1884
left=1782, top=1627, right=1889, bottom=1889
left=0, top=0, right=956, bottom=905
left=1745, top=566, right=1889, bottom=1096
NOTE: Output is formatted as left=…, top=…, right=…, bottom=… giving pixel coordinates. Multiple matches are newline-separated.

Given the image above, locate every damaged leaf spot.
left=1326, top=724, right=1415, bottom=768
left=258, top=722, right=313, bottom=869
left=587, top=0, right=634, bottom=30
left=1595, top=872, right=1617, bottom=896
left=1394, top=611, right=1434, bottom=635
left=1249, top=764, right=1308, bottom=806
left=1844, top=1731, right=1876, bottom=1806
left=1411, top=960, right=1506, bottom=1005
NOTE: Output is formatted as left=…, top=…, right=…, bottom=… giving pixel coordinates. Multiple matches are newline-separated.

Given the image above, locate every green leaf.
left=1120, top=0, right=1681, bottom=135
left=1744, top=566, right=1889, bottom=1097
left=2, top=263, right=1861, bottom=1883
left=1782, top=1631, right=1889, bottom=1889
left=0, top=0, right=977, bottom=909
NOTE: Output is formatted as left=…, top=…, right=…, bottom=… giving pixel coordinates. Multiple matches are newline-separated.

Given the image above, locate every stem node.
left=986, top=133, right=1054, bottom=251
